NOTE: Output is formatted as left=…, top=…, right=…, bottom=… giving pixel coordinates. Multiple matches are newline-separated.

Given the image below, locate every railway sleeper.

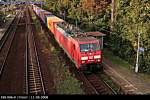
left=29, top=66, right=39, bottom=69
left=97, top=89, right=108, bottom=94
left=29, top=87, right=42, bottom=91
left=28, top=64, right=38, bottom=67
left=98, top=88, right=108, bottom=93
left=30, top=88, right=43, bottom=92
left=29, top=77, right=41, bottom=82
left=29, top=80, right=42, bottom=84
left=29, top=85, right=42, bottom=88
left=92, top=84, right=102, bottom=87
left=96, top=86, right=106, bottom=90
left=29, top=84, right=42, bottom=88
left=92, top=81, right=103, bottom=85
left=29, top=82, right=42, bottom=85
left=29, top=79, right=41, bottom=83
left=31, top=69, right=39, bottom=72
left=29, top=77, right=40, bottom=81
left=28, top=59, right=38, bottom=63
left=28, top=68, right=39, bottom=71
left=28, top=72, right=39, bottom=75
left=29, top=74, right=41, bottom=78
left=30, top=91, right=43, bottom=94
left=28, top=73, right=39, bottom=76
left=30, top=55, right=36, bottom=59
left=29, top=82, right=42, bottom=86
left=29, top=77, right=41, bottom=80
left=29, top=80, right=41, bottom=83
left=28, top=70, right=39, bottom=74
left=29, top=81, right=42, bottom=85
left=29, top=90, right=42, bottom=94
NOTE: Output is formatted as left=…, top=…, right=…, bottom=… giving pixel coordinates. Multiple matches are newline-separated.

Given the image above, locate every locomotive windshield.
left=80, top=43, right=100, bottom=52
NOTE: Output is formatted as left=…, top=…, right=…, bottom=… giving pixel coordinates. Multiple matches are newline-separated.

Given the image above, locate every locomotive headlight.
left=94, top=55, right=101, bottom=59
left=81, top=57, right=88, bottom=60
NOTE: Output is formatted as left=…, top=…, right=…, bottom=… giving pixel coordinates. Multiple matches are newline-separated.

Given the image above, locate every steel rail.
left=79, top=71, right=115, bottom=94
left=78, top=72, right=99, bottom=94
left=30, top=25, right=45, bottom=95
left=102, top=78, right=117, bottom=94
left=0, top=16, right=16, bottom=51
left=25, top=9, right=29, bottom=95
left=0, top=12, right=21, bottom=76
left=26, top=7, right=45, bottom=95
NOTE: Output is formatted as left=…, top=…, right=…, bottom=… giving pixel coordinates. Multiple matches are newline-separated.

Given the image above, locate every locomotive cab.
left=76, top=36, right=104, bottom=71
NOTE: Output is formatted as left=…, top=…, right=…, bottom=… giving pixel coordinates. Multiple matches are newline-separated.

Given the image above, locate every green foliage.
left=44, top=0, right=110, bottom=29
left=57, top=65, right=83, bottom=94
left=113, top=0, right=150, bottom=73
left=103, top=48, right=133, bottom=70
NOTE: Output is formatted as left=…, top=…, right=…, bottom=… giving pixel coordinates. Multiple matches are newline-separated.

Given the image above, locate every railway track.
left=0, top=8, right=27, bottom=94
left=25, top=7, right=45, bottom=95
left=0, top=12, right=21, bottom=76
left=78, top=72, right=116, bottom=94
left=0, top=6, right=46, bottom=94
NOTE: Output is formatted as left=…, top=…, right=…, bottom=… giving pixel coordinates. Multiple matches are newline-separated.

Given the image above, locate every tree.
left=113, top=0, right=150, bottom=73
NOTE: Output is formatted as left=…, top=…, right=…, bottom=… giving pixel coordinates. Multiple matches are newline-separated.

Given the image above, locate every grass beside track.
left=103, top=48, right=133, bottom=70
left=100, top=73, right=124, bottom=94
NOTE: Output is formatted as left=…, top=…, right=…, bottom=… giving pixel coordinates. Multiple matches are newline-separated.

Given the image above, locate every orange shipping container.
left=47, top=16, right=64, bottom=33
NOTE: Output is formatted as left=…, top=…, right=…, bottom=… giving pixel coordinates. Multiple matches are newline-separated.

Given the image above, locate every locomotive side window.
left=80, top=43, right=100, bottom=52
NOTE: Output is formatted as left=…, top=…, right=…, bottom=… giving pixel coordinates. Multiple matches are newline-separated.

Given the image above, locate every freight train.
left=31, top=5, right=105, bottom=71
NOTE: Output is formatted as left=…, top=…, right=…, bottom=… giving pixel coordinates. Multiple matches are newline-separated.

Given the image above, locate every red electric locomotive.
left=32, top=5, right=105, bottom=71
